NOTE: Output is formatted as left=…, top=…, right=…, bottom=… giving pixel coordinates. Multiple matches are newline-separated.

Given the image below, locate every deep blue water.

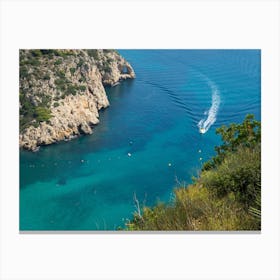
left=20, top=50, right=261, bottom=230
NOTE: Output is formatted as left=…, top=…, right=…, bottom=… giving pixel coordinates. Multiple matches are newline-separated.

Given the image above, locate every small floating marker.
left=199, top=157, right=203, bottom=161
left=127, top=153, right=132, bottom=157
left=168, top=163, right=172, bottom=167
left=81, top=159, right=84, bottom=163
left=129, top=141, right=133, bottom=145
left=198, top=150, right=201, bottom=153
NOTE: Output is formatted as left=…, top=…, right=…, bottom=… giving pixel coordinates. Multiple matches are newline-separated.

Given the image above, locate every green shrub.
left=78, top=76, right=86, bottom=83
left=125, top=115, right=261, bottom=231
left=33, top=106, right=52, bottom=122
left=20, top=60, right=28, bottom=66
left=40, top=50, right=54, bottom=55
left=87, top=50, right=99, bottom=60
left=107, top=57, right=114, bottom=64
left=200, top=144, right=260, bottom=207
left=103, top=49, right=113, bottom=53
left=70, top=68, right=76, bottom=75
left=126, top=185, right=258, bottom=231
left=31, top=50, right=42, bottom=57
left=79, top=85, right=86, bottom=91
left=55, top=78, right=67, bottom=90
left=103, top=64, right=112, bottom=73
left=20, top=66, right=29, bottom=78
left=43, top=74, right=50, bottom=80
left=66, top=84, right=77, bottom=95
left=29, top=59, right=40, bottom=66
left=53, top=102, right=59, bottom=107
left=54, top=59, right=63, bottom=65
left=41, top=95, right=51, bottom=106
left=203, top=114, right=261, bottom=171
left=77, top=59, right=83, bottom=67
left=53, top=50, right=63, bottom=56
left=57, top=70, right=65, bottom=78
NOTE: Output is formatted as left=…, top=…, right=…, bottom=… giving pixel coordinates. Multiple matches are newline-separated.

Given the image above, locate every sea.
left=20, top=50, right=261, bottom=230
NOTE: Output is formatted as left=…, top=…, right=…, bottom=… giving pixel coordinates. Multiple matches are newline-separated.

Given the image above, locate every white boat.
left=199, top=127, right=206, bottom=134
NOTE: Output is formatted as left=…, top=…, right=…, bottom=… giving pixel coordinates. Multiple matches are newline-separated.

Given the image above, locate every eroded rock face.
left=19, top=49, right=135, bottom=151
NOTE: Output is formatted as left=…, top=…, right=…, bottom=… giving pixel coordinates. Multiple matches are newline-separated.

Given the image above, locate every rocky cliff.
left=19, top=49, right=135, bottom=151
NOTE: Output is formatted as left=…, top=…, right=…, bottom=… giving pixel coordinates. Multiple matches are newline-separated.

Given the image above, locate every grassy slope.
left=126, top=115, right=261, bottom=231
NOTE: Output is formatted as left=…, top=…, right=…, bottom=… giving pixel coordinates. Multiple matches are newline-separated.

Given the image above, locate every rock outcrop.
left=19, top=49, right=135, bottom=151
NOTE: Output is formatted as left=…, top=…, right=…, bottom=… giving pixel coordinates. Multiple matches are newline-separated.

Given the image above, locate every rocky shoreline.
left=19, top=49, right=135, bottom=151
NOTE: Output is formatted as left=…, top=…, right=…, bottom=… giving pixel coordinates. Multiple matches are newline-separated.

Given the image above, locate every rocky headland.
left=19, top=49, right=135, bottom=151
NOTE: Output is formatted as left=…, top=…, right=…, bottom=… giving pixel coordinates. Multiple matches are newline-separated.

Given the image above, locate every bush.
left=79, top=85, right=86, bottom=91
left=78, top=76, right=86, bottom=83
left=66, top=85, right=77, bottom=95
left=31, top=50, right=42, bottom=57
left=126, top=186, right=258, bottom=231
left=77, top=59, right=84, bottom=67
left=40, top=50, right=54, bottom=55
left=70, top=68, right=76, bottom=75
left=29, top=59, right=40, bottom=66
left=203, top=114, right=261, bottom=171
left=53, top=102, right=59, bottom=107
left=87, top=50, right=99, bottom=60
left=43, top=74, right=50, bottom=80
left=54, top=59, right=63, bottom=65
left=55, top=78, right=67, bottom=90
left=20, top=66, right=29, bottom=78
left=57, top=70, right=65, bottom=78
left=125, top=115, right=261, bottom=231
left=53, top=50, right=63, bottom=56
left=103, top=63, right=112, bottom=73
left=200, top=144, right=260, bottom=207
left=33, top=106, right=52, bottom=122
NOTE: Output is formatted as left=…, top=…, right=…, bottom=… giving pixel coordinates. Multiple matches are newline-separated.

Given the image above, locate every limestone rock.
left=19, top=49, right=135, bottom=151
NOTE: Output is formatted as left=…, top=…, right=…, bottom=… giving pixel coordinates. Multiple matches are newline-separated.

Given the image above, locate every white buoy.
left=198, top=150, right=201, bottom=153
left=199, top=157, right=202, bottom=161
left=168, top=163, right=172, bottom=167
left=128, top=153, right=131, bottom=157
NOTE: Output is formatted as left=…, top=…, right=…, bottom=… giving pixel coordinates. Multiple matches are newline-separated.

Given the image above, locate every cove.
left=20, top=50, right=261, bottom=230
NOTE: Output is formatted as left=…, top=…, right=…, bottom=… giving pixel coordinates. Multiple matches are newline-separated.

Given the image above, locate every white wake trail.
left=198, top=77, right=220, bottom=134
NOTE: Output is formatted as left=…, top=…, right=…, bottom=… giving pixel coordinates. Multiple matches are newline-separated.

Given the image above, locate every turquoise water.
left=20, top=50, right=261, bottom=230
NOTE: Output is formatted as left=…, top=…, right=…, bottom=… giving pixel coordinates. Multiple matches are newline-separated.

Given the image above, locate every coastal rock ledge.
left=19, top=49, right=135, bottom=151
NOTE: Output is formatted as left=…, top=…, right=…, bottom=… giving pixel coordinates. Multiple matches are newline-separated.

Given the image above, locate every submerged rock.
left=57, top=178, right=67, bottom=185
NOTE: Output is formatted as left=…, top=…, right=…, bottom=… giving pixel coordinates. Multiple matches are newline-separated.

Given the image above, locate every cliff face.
left=19, top=49, right=135, bottom=151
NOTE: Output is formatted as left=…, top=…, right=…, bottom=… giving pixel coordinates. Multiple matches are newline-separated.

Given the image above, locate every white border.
left=1, top=0, right=279, bottom=279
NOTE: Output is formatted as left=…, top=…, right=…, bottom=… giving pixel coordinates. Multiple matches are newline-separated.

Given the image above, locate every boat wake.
left=198, top=76, right=221, bottom=134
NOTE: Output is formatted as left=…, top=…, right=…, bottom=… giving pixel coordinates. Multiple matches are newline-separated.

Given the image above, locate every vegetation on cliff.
left=19, top=49, right=135, bottom=150
left=126, top=115, right=261, bottom=231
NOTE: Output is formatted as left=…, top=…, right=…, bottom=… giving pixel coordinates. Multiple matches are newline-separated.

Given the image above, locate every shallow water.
left=20, top=50, right=261, bottom=230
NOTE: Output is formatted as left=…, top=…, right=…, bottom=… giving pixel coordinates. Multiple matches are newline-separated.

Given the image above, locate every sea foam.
left=198, top=76, right=221, bottom=133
